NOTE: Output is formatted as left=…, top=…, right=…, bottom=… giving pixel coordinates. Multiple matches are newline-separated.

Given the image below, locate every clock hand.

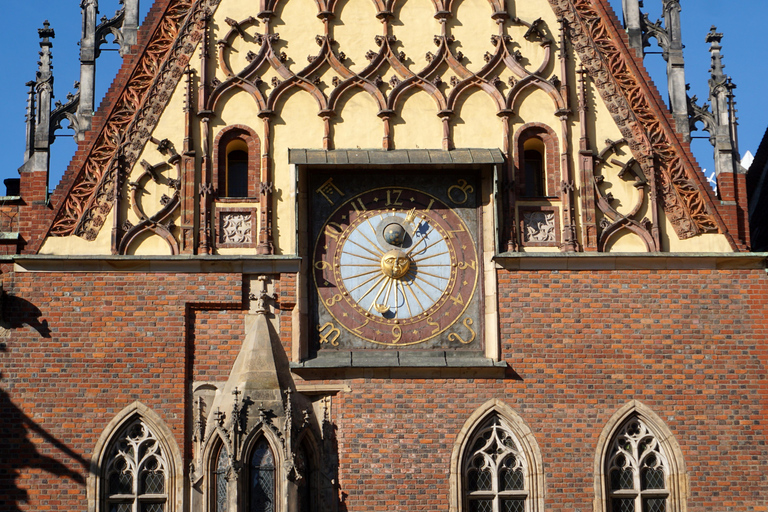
left=382, top=277, right=395, bottom=309
left=368, top=277, right=391, bottom=313
left=405, top=225, right=435, bottom=256
left=398, top=280, right=413, bottom=317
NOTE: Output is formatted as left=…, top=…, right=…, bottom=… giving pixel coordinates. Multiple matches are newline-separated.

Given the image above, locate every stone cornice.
left=493, top=252, right=768, bottom=270
left=10, top=255, right=300, bottom=273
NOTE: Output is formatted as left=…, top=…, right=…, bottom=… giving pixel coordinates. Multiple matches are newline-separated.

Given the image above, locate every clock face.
left=310, top=173, right=481, bottom=349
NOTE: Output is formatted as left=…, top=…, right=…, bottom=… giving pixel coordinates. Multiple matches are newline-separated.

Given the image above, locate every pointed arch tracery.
left=594, top=401, right=688, bottom=512
left=87, top=402, right=183, bottom=512
left=450, top=399, right=544, bottom=512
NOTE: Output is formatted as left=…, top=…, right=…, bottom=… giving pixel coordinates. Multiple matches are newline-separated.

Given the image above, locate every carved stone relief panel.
left=216, top=207, right=258, bottom=249
left=519, top=206, right=560, bottom=248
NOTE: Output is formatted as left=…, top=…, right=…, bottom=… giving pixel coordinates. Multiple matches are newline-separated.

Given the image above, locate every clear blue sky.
left=1, top=0, right=765, bottom=194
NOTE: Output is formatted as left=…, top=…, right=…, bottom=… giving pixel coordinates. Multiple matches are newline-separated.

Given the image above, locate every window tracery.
left=463, top=415, right=529, bottom=512
left=214, top=445, right=230, bottom=512
left=249, top=438, right=276, bottom=512
left=104, top=419, right=169, bottom=512
left=606, top=417, right=669, bottom=512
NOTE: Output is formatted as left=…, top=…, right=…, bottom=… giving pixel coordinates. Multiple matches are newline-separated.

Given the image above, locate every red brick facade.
left=2, top=264, right=766, bottom=510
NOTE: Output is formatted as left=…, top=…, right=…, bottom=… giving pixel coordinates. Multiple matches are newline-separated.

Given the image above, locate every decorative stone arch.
left=239, top=425, right=285, bottom=512
left=512, top=122, right=560, bottom=199
left=449, top=399, right=545, bottom=512
left=593, top=400, right=688, bottom=512
left=212, top=124, right=262, bottom=199
left=87, top=401, right=184, bottom=512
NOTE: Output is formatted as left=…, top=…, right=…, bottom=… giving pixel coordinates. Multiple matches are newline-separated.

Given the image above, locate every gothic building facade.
left=0, top=0, right=765, bottom=511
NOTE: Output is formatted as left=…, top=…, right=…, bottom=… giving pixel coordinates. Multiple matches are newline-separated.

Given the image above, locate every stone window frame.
left=513, top=123, right=560, bottom=200
left=87, top=402, right=184, bottom=512
left=593, top=401, right=688, bottom=512
left=518, top=205, right=560, bottom=248
left=449, top=399, right=545, bottom=512
left=215, top=206, right=259, bottom=249
left=213, top=125, right=262, bottom=201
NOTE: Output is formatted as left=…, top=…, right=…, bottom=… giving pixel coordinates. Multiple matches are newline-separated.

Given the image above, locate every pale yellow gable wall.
left=40, top=0, right=733, bottom=255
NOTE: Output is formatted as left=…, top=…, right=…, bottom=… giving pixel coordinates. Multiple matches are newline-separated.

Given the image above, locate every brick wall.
left=327, top=268, right=768, bottom=510
left=1, top=267, right=766, bottom=510
left=0, top=271, right=242, bottom=511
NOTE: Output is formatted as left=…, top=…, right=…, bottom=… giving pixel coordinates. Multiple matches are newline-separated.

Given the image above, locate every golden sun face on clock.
left=312, top=184, right=480, bottom=348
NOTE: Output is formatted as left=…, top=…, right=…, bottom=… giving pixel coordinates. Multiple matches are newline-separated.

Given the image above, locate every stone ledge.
left=289, top=148, right=505, bottom=166
left=493, top=252, right=768, bottom=270
left=291, top=350, right=507, bottom=370
left=10, top=255, right=302, bottom=273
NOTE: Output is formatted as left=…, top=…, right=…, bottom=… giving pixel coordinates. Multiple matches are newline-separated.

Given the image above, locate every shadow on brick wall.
left=3, top=294, right=51, bottom=338
left=0, top=346, right=88, bottom=510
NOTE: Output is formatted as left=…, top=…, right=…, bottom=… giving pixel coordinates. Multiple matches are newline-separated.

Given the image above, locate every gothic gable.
left=35, top=0, right=737, bottom=254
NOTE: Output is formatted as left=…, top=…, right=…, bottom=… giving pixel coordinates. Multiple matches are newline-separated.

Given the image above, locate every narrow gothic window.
left=226, top=146, right=249, bottom=198
left=250, top=438, right=276, bottom=512
left=104, top=419, right=168, bottom=512
left=523, top=149, right=545, bottom=197
left=464, top=415, right=528, bottom=512
left=606, top=417, right=669, bottom=512
left=215, top=446, right=230, bottom=512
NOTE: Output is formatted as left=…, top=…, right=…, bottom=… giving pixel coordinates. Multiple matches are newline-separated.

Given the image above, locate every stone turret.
left=660, top=0, right=689, bottom=140
left=19, top=21, right=55, bottom=205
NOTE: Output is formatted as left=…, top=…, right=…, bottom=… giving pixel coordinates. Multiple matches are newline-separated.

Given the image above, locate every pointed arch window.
left=463, top=416, right=528, bottom=512
left=606, top=417, right=669, bottom=512
left=452, top=401, right=544, bottom=512
left=249, top=438, right=276, bottom=512
left=597, top=403, right=687, bottom=512
left=214, top=445, right=230, bottom=512
left=104, top=419, right=169, bottom=512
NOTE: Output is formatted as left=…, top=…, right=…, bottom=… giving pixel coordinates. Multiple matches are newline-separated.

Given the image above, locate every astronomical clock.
left=309, top=171, right=483, bottom=354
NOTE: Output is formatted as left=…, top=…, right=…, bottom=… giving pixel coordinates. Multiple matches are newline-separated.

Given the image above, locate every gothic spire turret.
left=18, top=21, right=55, bottom=204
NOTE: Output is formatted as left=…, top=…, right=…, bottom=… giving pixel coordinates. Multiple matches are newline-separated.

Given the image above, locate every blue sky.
left=1, top=0, right=765, bottom=194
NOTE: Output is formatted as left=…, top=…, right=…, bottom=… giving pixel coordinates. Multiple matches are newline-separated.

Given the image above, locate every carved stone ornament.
left=48, top=0, right=220, bottom=239
left=523, top=212, right=556, bottom=242
left=546, top=0, right=721, bottom=240
left=221, top=213, right=253, bottom=244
